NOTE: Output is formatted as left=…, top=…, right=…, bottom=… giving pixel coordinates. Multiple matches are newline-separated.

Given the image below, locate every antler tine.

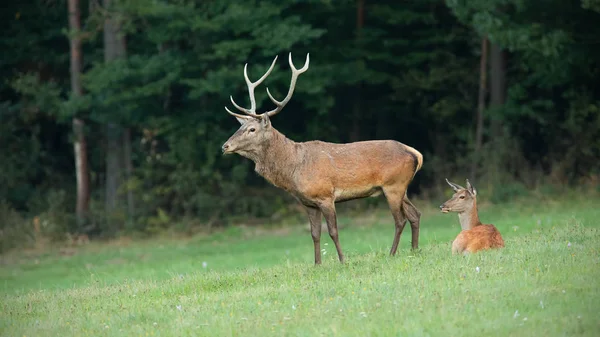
left=265, top=53, right=310, bottom=117
left=229, top=56, right=279, bottom=118
left=229, top=96, right=259, bottom=117
left=224, top=106, right=251, bottom=120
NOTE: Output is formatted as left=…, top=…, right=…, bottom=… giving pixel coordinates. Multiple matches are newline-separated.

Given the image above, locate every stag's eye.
left=459, top=195, right=465, bottom=199
left=249, top=128, right=256, bottom=133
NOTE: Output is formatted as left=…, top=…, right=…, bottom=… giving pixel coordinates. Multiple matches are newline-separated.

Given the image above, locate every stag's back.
left=293, top=140, right=422, bottom=202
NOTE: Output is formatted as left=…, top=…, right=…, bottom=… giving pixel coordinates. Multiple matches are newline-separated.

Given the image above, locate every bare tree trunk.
left=356, top=0, right=364, bottom=37
left=73, top=120, right=90, bottom=226
left=490, top=43, right=506, bottom=135
left=350, top=0, right=365, bottom=142
left=117, top=27, right=134, bottom=222
left=103, top=0, right=126, bottom=215
left=123, top=127, right=134, bottom=220
left=105, top=123, right=121, bottom=212
left=488, top=43, right=507, bottom=183
left=68, top=0, right=90, bottom=228
left=470, top=37, right=488, bottom=180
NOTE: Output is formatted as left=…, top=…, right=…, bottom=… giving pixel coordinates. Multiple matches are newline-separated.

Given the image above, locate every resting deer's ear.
left=466, top=179, right=477, bottom=196
left=445, top=178, right=463, bottom=192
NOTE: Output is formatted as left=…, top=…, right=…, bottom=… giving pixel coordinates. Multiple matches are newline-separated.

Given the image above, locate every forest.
left=1, top=0, right=599, bottom=251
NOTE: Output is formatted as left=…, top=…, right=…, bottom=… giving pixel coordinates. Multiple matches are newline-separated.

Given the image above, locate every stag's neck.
left=457, top=200, right=482, bottom=230
left=253, top=130, right=300, bottom=190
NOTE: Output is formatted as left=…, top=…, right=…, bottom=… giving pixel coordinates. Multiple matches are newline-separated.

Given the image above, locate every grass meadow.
left=1, top=192, right=599, bottom=336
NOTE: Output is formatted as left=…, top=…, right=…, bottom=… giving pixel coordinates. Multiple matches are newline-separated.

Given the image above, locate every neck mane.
left=251, top=129, right=301, bottom=191
left=457, top=199, right=481, bottom=230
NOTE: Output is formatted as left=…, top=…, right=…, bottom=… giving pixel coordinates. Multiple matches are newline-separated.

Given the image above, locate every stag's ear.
left=260, top=114, right=271, bottom=128
left=466, top=179, right=477, bottom=196
left=235, top=116, right=248, bottom=125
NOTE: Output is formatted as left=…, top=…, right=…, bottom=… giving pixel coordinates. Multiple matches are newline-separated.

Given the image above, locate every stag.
left=222, top=53, right=423, bottom=264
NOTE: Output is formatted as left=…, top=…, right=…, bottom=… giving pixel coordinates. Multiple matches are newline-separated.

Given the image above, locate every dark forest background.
left=1, top=0, right=599, bottom=251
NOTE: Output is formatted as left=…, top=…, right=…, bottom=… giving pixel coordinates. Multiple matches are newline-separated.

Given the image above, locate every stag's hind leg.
left=402, top=197, right=421, bottom=250
left=383, top=188, right=408, bottom=256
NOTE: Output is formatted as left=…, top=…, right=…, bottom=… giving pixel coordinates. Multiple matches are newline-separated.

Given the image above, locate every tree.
left=103, top=0, right=127, bottom=217
left=350, top=0, right=365, bottom=142
left=68, top=0, right=90, bottom=228
left=471, top=37, right=487, bottom=180
left=489, top=43, right=505, bottom=137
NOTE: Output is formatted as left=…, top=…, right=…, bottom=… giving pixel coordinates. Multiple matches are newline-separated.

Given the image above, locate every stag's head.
left=221, top=114, right=273, bottom=158
left=221, top=53, right=309, bottom=157
left=439, top=179, right=477, bottom=213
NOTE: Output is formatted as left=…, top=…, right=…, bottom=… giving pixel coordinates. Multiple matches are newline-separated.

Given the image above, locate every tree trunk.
left=470, top=37, right=488, bottom=180
left=350, top=0, right=365, bottom=142
left=103, top=0, right=126, bottom=215
left=490, top=43, right=506, bottom=136
left=118, top=29, right=134, bottom=222
left=68, top=0, right=90, bottom=228
left=123, top=127, right=134, bottom=220
left=105, top=123, right=121, bottom=212
left=487, top=43, right=507, bottom=183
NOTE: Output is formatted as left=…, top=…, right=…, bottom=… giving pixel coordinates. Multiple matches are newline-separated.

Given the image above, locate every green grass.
left=1, top=194, right=600, bottom=336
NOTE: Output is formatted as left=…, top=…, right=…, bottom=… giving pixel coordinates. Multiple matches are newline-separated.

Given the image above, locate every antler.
left=228, top=56, right=279, bottom=118
left=265, top=53, right=310, bottom=117
left=225, top=53, right=310, bottom=120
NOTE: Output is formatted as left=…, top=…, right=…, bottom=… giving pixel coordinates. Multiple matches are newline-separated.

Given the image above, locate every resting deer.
left=439, top=179, right=505, bottom=254
left=221, top=53, right=423, bottom=264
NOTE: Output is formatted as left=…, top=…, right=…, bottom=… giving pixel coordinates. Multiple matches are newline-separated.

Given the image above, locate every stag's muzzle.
left=222, top=143, right=232, bottom=154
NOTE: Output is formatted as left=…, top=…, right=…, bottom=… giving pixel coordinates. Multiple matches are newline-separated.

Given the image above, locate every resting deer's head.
left=221, top=53, right=309, bottom=158
left=439, top=178, right=477, bottom=213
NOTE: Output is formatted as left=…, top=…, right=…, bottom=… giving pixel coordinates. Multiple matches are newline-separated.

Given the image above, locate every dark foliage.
left=1, top=0, right=598, bottom=247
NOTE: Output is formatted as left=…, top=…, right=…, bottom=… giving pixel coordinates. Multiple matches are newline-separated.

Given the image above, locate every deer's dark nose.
left=439, top=204, right=444, bottom=210
left=222, top=144, right=230, bottom=152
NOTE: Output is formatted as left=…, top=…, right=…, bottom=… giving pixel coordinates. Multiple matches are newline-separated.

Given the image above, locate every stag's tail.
left=405, top=145, right=423, bottom=180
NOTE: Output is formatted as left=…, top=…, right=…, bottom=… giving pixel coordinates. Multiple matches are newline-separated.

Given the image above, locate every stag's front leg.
left=304, top=206, right=323, bottom=265
left=319, top=201, right=345, bottom=263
